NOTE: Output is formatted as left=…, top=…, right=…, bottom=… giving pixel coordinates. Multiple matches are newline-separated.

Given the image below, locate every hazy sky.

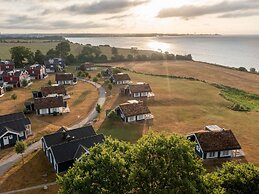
left=0, top=0, right=258, bottom=34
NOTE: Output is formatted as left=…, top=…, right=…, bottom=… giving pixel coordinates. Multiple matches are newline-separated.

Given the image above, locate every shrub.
left=107, top=110, right=118, bottom=119
left=11, top=93, right=17, bottom=100
left=93, top=77, right=98, bottom=82
left=230, top=103, right=250, bottom=112
left=21, top=79, right=28, bottom=87
left=48, top=80, right=52, bottom=86
left=238, top=67, right=248, bottom=72
left=5, top=86, right=13, bottom=91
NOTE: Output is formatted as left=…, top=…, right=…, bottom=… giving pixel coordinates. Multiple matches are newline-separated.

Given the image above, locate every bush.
left=107, top=110, right=118, bottom=119
left=77, top=71, right=82, bottom=77
left=21, top=79, right=28, bottom=87
left=11, top=93, right=17, bottom=100
left=48, top=80, right=52, bottom=86
left=238, top=67, right=248, bottom=72
left=5, top=86, right=13, bottom=91
left=93, top=77, right=98, bottom=82
left=230, top=103, right=250, bottom=112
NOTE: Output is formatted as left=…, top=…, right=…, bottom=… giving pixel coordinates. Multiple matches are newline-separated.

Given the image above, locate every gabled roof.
left=119, top=101, right=151, bottom=117
left=0, top=126, right=20, bottom=137
left=128, top=83, right=152, bottom=93
left=0, top=117, right=31, bottom=133
left=51, top=134, right=105, bottom=163
left=43, top=125, right=97, bottom=148
left=112, top=73, right=131, bottom=81
left=74, top=144, right=90, bottom=160
left=41, top=85, right=66, bottom=96
left=34, top=96, right=65, bottom=109
left=55, top=73, right=73, bottom=81
left=194, top=130, right=241, bottom=152
left=0, top=112, right=26, bottom=124
left=25, top=64, right=44, bottom=70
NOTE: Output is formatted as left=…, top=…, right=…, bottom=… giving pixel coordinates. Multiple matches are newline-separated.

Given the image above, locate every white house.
left=187, top=125, right=243, bottom=160
left=55, top=73, right=76, bottom=85
left=34, top=96, right=69, bottom=115
left=110, top=73, right=131, bottom=85
left=116, top=100, right=153, bottom=123
left=122, top=82, right=154, bottom=98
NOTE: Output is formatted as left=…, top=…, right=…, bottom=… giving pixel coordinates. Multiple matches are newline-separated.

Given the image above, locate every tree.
left=55, top=41, right=71, bottom=58
left=58, top=138, right=131, bottom=194
left=66, top=54, right=76, bottom=65
left=127, top=54, right=134, bottom=61
left=204, top=162, right=259, bottom=194
left=93, top=77, right=98, bottom=82
left=15, top=141, right=27, bottom=164
left=21, top=79, right=28, bottom=87
left=46, top=48, right=57, bottom=58
left=48, top=80, right=52, bottom=86
left=111, top=47, right=118, bottom=55
left=238, top=67, right=248, bottom=72
left=34, top=50, right=45, bottom=64
left=128, top=133, right=205, bottom=193
left=11, top=93, right=17, bottom=100
left=10, top=46, right=34, bottom=67
left=96, top=103, right=101, bottom=114
left=97, top=73, right=102, bottom=78
left=58, top=134, right=205, bottom=193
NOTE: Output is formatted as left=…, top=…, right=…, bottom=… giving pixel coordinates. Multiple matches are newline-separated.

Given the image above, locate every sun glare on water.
left=147, top=41, right=171, bottom=52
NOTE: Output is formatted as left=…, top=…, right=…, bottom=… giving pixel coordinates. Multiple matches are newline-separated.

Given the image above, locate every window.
left=222, top=150, right=229, bottom=156
left=137, top=114, right=144, bottom=120
left=128, top=116, right=136, bottom=122
left=9, top=135, right=13, bottom=139
left=208, top=152, right=216, bottom=158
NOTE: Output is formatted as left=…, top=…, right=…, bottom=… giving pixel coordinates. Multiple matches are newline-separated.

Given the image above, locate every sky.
left=0, top=0, right=259, bottom=34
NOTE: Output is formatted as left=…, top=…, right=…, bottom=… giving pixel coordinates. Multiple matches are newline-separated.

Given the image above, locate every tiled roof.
left=34, top=96, right=64, bottom=109
left=55, top=73, right=73, bottom=81
left=119, top=101, right=151, bottom=117
left=51, top=134, right=105, bottom=163
left=41, top=85, right=66, bottom=96
left=128, top=83, right=152, bottom=93
left=112, top=73, right=131, bottom=81
left=195, top=130, right=241, bottom=152
left=43, top=125, right=97, bottom=148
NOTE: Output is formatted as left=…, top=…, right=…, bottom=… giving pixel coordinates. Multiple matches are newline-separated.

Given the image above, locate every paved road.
left=0, top=80, right=106, bottom=176
left=0, top=182, right=56, bottom=194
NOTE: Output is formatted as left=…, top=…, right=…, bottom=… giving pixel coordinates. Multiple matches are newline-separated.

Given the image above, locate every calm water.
left=67, top=35, right=259, bottom=69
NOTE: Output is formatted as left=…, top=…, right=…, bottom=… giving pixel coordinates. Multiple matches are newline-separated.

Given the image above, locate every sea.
left=66, top=35, right=259, bottom=69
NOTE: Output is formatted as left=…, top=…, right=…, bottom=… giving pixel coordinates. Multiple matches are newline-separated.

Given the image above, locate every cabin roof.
left=41, top=85, right=66, bottom=96
left=119, top=101, right=151, bottom=117
left=195, top=130, right=241, bottom=152
left=112, top=73, right=131, bottom=81
left=42, top=125, right=97, bottom=148
left=55, top=73, right=73, bottom=81
left=51, top=134, right=105, bottom=163
left=128, top=83, right=152, bottom=93
left=34, top=96, right=64, bottom=109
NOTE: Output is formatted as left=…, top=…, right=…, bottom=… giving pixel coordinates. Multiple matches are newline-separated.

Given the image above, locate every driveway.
left=0, top=80, right=106, bottom=176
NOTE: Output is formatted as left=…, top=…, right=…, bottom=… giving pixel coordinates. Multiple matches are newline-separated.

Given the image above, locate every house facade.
left=34, top=96, right=69, bottom=115
left=77, top=62, right=97, bottom=71
left=25, top=64, right=47, bottom=80
left=44, top=58, right=65, bottom=73
left=0, top=112, right=32, bottom=149
left=187, top=126, right=242, bottom=159
left=110, top=73, right=131, bottom=85
left=55, top=73, right=76, bottom=85
left=3, top=70, right=30, bottom=88
left=41, top=126, right=105, bottom=173
left=122, top=83, right=154, bottom=98
left=0, top=61, right=15, bottom=72
left=116, top=100, right=154, bottom=123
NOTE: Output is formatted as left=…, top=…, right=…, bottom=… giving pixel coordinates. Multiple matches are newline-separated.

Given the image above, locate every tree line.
left=6, top=41, right=193, bottom=67
left=58, top=133, right=259, bottom=194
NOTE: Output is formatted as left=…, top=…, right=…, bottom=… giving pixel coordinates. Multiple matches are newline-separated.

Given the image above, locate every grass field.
left=0, top=150, right=57, bottom=193
left=96, top=69, right=259, bottom=166
left=113, top=60, right=259, bottom=94
left=0, top=76, right=99, bottom=161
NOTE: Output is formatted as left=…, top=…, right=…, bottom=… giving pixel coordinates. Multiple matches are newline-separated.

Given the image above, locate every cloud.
left=219, top=10, right=259, bottom=18
left=105, top=13, right=132, bottom=20
left=157, top=0, right=259, bottom=19
left=63, top=0, right=149, bottom=14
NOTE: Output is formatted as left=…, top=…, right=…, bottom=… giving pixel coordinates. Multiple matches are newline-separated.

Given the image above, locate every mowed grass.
left=0, top=150, right=57, bottom=193
left=113, top=60, right=259, bottom=94
left=98, top=71, right=259, bottom=166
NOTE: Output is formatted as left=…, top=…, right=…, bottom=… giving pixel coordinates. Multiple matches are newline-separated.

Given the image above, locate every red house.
left=0, top=61, right=15, bottom=72
left=3, top=70, right=30, bottom=88
left=25, top=64, right=47, bottom=80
